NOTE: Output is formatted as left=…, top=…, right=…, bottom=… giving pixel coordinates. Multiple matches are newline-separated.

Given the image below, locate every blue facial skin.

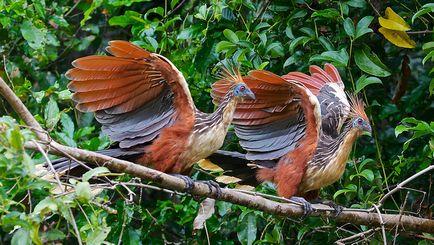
left=353, top=117, right=372, bottom=133
left=233, top=84, right=256, bottom=100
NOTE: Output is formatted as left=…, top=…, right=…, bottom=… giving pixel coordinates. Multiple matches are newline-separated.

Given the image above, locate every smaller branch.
left=376, top=165, right=434, bottom=209
left=335, top=228, right=380, bottom=244
left=373, top=205, right=387, bottom=245
left=407, top=30, right=434, bottom=35
left=367, top=0, right=381, bottom=17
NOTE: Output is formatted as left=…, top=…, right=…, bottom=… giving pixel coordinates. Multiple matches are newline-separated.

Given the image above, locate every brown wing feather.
left=106, top=40, right=152, bottom=58
left=67, top=41, right=195, bottom=164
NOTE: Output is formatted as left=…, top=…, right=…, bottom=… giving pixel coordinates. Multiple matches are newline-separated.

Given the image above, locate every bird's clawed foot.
left=290, top=196, right=314, bottom=218
left=173, top=174, right=195, bottom=192
left=200, top=180, right=222, bottom=198
left=319, top=200, right=343, bottom=216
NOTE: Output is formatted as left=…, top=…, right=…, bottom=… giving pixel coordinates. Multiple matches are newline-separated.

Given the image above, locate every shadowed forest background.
left=0, top=0, right=433, bottom=244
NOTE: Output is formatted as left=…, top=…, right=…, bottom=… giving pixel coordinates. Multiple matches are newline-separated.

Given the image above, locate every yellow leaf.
left=379, top=7, right=411, bottom=31
left=234, top=184, right=255, bottom=191
left=215, top=175, right=241, bottom=184
left=379, top=27, right=416, bottom=48
left=197, top=159, right=224, bottom=172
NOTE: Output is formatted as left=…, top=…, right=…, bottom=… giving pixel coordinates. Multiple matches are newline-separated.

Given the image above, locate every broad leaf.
left=223, top=29, right=239, bottom=43
left=343, top=18, right=355, bottom=38
left=354, top=46, right=391, bottom=77
left=355, top=16, right=373, bottom=39
left=378, top=28, right=416, bottom=49
left=379, top=7, right=411, bottom=31
left=355, top=75, right=382, bottom=93
left=82, top=167, right=111, bottom=182
left=20, top=21, right=46, bottom=49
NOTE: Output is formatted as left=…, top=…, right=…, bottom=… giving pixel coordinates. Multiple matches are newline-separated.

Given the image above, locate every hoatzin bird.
left=209, top=64, right=371, bottom=214
left=50, top=40, right=255, bottom=190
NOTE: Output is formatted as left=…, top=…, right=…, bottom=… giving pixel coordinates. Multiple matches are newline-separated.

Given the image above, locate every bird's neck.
left=214, top=89, right=238, bottom=128
left=192, top=88, right=238, bottom=133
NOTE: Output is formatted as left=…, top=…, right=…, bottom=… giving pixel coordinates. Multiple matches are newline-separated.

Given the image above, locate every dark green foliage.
left=0, top=0, right=433, bottom=244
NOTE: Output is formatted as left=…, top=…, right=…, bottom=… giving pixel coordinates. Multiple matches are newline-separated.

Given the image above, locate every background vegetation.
left=0, top=0, right=433, bottom=244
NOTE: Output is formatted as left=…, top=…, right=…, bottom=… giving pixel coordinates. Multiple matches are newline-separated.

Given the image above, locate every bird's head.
left=348, top=95, right=371, bottom=135
left=232, top=83, right=256, bottom=100
left=219, top=66, right=255, bottom=100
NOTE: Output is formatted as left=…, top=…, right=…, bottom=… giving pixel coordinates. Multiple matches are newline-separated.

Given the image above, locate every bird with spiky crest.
left=50, top=40, right=255, bottom=188
left=209, top=64, right=371, bottom=215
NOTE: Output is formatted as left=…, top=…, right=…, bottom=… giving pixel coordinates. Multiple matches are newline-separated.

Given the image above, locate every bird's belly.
left=182, top=125, right=226, bottom=166
left=299, top=158, right=347, bottom=194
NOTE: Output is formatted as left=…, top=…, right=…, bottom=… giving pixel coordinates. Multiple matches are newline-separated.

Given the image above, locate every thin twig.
left=373, top=205, right=387, bottom=245
left=407, top=30, right=434, bottom=35
left=335, top=228, right=380, bottom=244
left=117, top=208, right=127, bottom=245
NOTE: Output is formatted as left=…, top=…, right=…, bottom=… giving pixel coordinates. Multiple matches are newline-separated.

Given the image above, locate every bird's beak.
left=245, top=88, right=256, bottom=100
left=363, top=123, right=372, bottom=136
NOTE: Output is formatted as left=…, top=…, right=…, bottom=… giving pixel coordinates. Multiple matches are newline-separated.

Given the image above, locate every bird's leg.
left=311, top=198, right=343, bottom=216
left=172, top=174, right=195, bottom=192
left=290, top=196, right=314, bottom=218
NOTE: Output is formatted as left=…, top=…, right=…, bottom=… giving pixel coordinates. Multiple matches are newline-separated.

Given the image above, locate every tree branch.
left=1, top=76, right=434, bottom=234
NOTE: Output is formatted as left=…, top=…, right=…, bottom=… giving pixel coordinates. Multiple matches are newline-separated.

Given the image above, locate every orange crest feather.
left=347, top=94, right=369, bottom=122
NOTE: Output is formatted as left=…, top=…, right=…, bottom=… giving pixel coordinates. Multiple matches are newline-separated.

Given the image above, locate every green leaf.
left=354, top=46, right=391, bottom=77
left=44, top=97, right=60, bottom=129
left=289, top=36, right=309, bottom=53
left=355, top=16, right=373, bottom=39
left=318, top=36, right=335, bottom=51
left=309, top=48, right=349, bottom=67
left=223, top=29, right=239, bottom=43
left=355, top=75, right=382, bottom=93
left=333, top=188, right=356, bottom=199
left=266, top=42, right=284, bottom=58
left=253, top=22, right=270, bottom=32
left=360, top=169, right=374, bottom=182
left=216, top=41, right=236, bottom=53
left=44, top=229, right=66, bottom=241
left=311, top=8, right=340, bottom=19
left=423, top=50, right=434, bottom=65
left=237, top=212, right=257, bottom=245
left=346, top=0, right=367, bottom=8
left=33, top=197, right=58, bottom=216
left=75, top=181, right=92, bottom=203
left=107, top=0, right=151, bottom=6
left=412, top=3, right=434, bottom=24
left=82, top=167, right=110, bottom=182
left=288, top=9, right=307, bottom=22
left=60, top=113, right=74, bottom=139
left=81, top=0, right=103, bottom=26
left=145, top=36, right=158, bottom=52
left=86, top=226, right=111, bottom=245
left=283, top=56, right=296, bottom=68
left=109, top=11, right=143, bottom=27
left=145, top=7, right=164, bottom=18
left=20, top=21, right=46, bottom=49
left=10, top=128, right=23, bottom=150
left=11, top=229, right=32, bottom=245
left=343, top=18, right=355, bottom=38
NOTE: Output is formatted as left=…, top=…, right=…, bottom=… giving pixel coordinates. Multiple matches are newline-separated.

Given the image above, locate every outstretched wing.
left=66, top=40, right=195, bottom=148
left=282, top=64, right=350, bottom=138
left=211, top=70, right=321, bottom=161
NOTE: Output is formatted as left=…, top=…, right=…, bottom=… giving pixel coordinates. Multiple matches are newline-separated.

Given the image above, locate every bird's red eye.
left=358, top=118, right=363, bottom=124
left=240, top=86, right=245, bottom=91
